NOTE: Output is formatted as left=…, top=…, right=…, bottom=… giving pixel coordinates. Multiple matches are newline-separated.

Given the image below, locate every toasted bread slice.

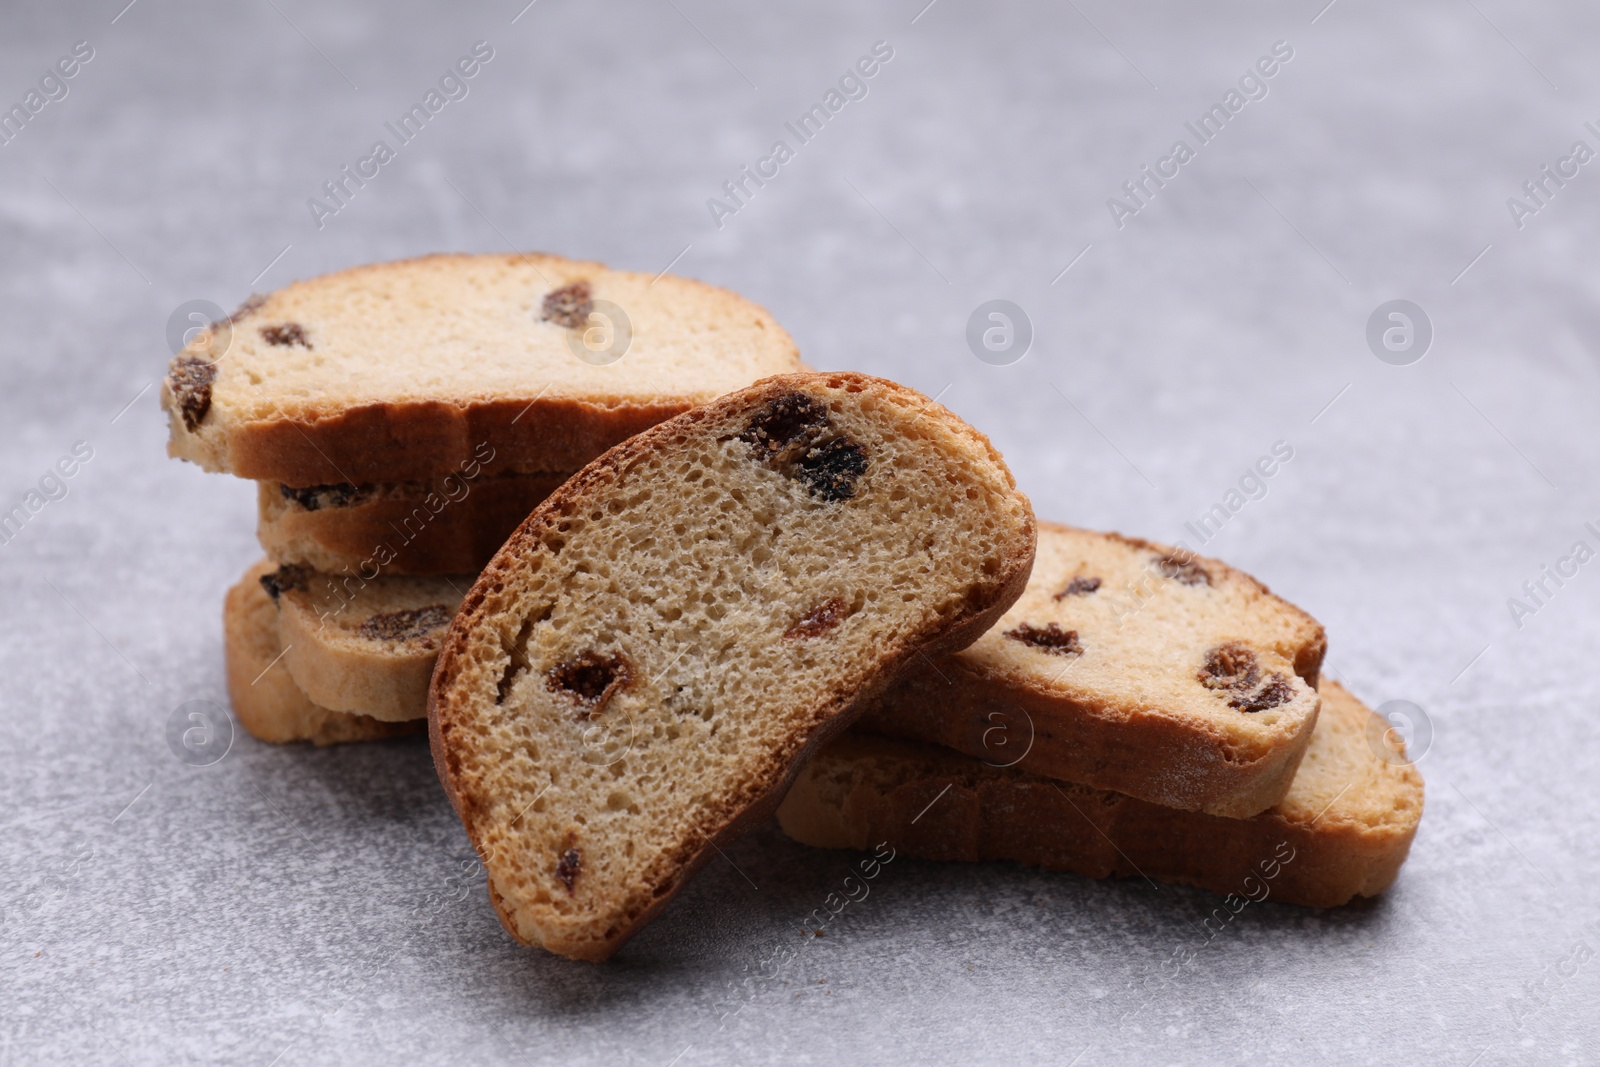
left=162, top=253, right=803, bottom=485
left=429, top=372, right=1037, bottom=960
left=779, top=681, right=1422, bottom=907
left=257, top=468, right=571, bottom=576
left=859, top=523, right=1326, bottom=817
left=261, top=564, right=468, bottom=722
left=224, top=560, right=424, bottom=745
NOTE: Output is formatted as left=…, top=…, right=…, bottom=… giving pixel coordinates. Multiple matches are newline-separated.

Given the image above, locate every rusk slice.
left=224, top=561, right=423, bottom=745
left=429, top=372, right=1037, bottom=961
left=778, top=682, right=1423, bottom=908
left=261, top=563, right=468, bottom=722
left=162, top=253, right=804, bottom=485
left=257, top=468, right=572, bottom=576
left=860, top=523, right=1326, bottom=817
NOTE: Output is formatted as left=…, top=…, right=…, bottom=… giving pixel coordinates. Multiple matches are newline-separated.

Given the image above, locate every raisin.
left=1055, top=576, right=1102, bottom=598
left=556, top=846, right=581, bottom=893
left=735, top=392, right=868, bottom=501
left=547, top=651, right=631, bottom=719
left=259, top=564, right=312, bottom=602
left=739, top=392, right=830, bottom=458
left=228, top=294, right=268, bottom=324
left=1157, top=553, right=1210, bottom=586
left=794, top=438, right=868, bottom=501
left=1005, top=622, right=1083, bottom=656
left=784, top=597, right=848, bottom=640
left=1199, top=642, right=1259, bottom=692
left=280, top=482, right=363, bottom=511
left=260, top=322, right=311, bottom=348
left=167, top=355, right=216, bottom=432
left=542, top=281, right=593, bottom=329
left=1198, top=643, right=1295, bottom=713
left=1231, top=673, right=1295, bottom=713
left=357, top=604, right=452, bottom=644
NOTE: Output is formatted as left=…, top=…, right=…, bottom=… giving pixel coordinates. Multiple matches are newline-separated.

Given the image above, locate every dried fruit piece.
left=1055, top=576, right=1102, bottom=598
left=739, top=392, right=829, bottom=459
left=1005, top=622, right=1083, bottom=656
left=279, top=482, right=363, bottom=511
left=1199, top=642, right=1294, bottom=713
left=784, top=597, right=848, bottom=640
left=260, top=323, right=311, bottom=348
left=556, top=846, right=581, bottom=893
left=167, top=355, right=216, bottom=432
left=1232, top=674, right=1295, bottom=713
left=357, top=604, right=452, bottom=644
left=1199, top=642, right=1260, bottom=693
left=794, top=438, right=868, bottom=501
left=259, top=564, right=313, bottom=602
left=1158, top=553, right=1210, bottom=586
left=736, top=393, right=868, bottom=501
left=228, top=293, right=268, bottom=323
left=547, top=651, right=630, bottom=718
left=542, top=281, right=593, bottom=329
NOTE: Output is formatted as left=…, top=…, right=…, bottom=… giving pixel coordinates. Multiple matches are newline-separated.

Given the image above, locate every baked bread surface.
left=429, top=372, right=1037, bottom=960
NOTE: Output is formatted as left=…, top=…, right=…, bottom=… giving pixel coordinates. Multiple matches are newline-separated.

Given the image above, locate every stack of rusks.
left=163, top=253, right=1423, bottom=962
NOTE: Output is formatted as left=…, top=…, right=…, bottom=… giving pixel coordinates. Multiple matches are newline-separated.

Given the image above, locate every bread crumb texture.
left=430, top=372, right=1035, bottom=959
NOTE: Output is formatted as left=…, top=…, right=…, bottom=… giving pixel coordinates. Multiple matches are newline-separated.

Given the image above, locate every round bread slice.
left=224, top=560, right=424, bottom=745
left=161, top=252, right=804, bottom=485
left=262, top=564, right=470, bottom=721
left=428, top=371, right=1037, bottom=961
left=860, top=523, right=1326, bottom=817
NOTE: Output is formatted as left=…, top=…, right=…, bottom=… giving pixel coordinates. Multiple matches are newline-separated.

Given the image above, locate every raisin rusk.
left=428, top=372, right=1037, bottom=961
left=859, top=522, right=1326, bottom=818
left=160, top=252, right=804, bottom=486
left=223, top=560, right=424, bottom=746
left=256, top=468, right=576, bottom=576
left=269, top=566, right=473, bottom=722
left=780, top=682, right=1422, bottom=909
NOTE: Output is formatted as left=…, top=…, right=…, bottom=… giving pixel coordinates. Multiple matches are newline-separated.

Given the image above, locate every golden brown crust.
left=257, top=471, right=571, bottom=576
left=428, top=371, right=1036, bottom=961
left=779, top=682, right=1422, bottom=908
left=223, top=560, right=425, bottom=746
left=860, top=521, right=1327, bottom=817
left=224, top=396, right=691, bottom=486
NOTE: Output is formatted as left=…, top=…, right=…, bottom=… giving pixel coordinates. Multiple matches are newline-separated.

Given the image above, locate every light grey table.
left=3, top=1, right=1596, bottom=1063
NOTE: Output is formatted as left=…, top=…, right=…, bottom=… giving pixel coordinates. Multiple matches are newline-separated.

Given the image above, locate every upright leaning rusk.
left=428, top=372, right=1037, bottom=960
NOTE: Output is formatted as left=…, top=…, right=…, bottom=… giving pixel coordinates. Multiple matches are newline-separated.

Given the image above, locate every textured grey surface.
left=2, top=0, right=1597, bottom=1063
